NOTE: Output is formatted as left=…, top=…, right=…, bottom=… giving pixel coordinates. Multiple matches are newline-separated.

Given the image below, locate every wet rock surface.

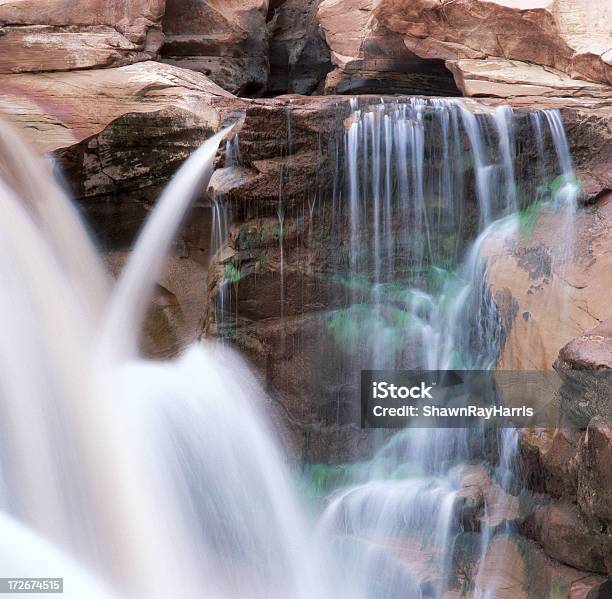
left=483, top=192, right=612, bottom=372
left=519, top=500, right=612, bottom=575
left=0, top=61, right=239, bottom=247
left=107, top=251, right=210, bottom=358
left=200, top=96, right=611, bottom=457
left=577, top=417, right=612, bottom=524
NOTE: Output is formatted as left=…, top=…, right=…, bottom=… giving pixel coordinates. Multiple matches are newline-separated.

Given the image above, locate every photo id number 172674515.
left=0, top=579, right=63, bottom=593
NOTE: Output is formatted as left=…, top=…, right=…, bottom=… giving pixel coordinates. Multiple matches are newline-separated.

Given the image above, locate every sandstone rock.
left=318, top=0, right=612, bottom=96
left=0, top=61, right=239, bottom=246
left=5, top=73, right=608, bottom=462
left=447, top=59, right=612, bottom=99
left=482, top=193, right=612, bottom=371
left=267, top=0, right=332, bottom=95
left=317, top=0, right=460, bottom=95
left=160, top=0, right=269, bottom=96
left=201, top=95, right=612, bottom=461
left=0, top=0, right=164, bottom=73
left=204, top=95, right=363, bottom=459
left=554, top=321, right=612, bottom=424
left=577, top=417, right=612, bottom=523
left=569, top=576, right=612, bottom=599
left=375, top=0, right=612, bottom=87
left=518, top=428, right=584, bottom=501
left=471, top=533, right=611, bottom=599
left=107, top=252, right=209, bottom=358
left=557, top=320, right=612, bottom=372
left=520, top=501, right=612, bottom=574
left=0, top=61, right=234, bottom=154
left=453, top=464, right=520, bottom=532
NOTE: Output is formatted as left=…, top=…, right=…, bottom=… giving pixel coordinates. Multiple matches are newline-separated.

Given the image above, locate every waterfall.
left=0, top=96, right=580, bottom=599
left=0, top=123, right=333, bottom=599
left=311, top=98, right=579, bottom=598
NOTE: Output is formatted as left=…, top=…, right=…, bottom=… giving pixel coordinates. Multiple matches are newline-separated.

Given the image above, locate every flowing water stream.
left=0, top=97, right=578, bottom=599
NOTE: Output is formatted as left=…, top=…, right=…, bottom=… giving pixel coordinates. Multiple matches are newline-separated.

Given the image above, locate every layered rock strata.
left=0, top=0, right=165, bottom=73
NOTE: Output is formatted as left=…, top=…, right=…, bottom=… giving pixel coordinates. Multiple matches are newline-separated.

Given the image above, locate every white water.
left=309, top=99, right=579, bottom=599
left=0, top=123, right=332, bottom=599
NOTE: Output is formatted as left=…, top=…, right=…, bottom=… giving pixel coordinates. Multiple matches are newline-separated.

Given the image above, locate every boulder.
left=375, top=0, right=612, bottom=87
left=520, top=501, right=612, bottom=575
left=518, top=428, right=584, bottom=501
left=0, top=0, right=165, bottom=73
left=267, top=0, right=332, bottom=95
left=317, top=0, right=460, bottom=95
left=557, top=320, right=612, bottom=372
left=554, top=321, right=612, bottom=424
left=577, top=417, right=612, bottom=523
left=160, top=0, right=269, bottom=96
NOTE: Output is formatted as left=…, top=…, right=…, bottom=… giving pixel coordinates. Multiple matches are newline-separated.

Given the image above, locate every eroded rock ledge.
left=0, top=0, right=165, bottom=73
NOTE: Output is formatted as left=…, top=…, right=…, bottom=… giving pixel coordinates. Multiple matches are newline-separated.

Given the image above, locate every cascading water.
left=0, top=93, right=580, bottom=599
left=206, top=99, right=580, bottom=598
left=304, top=98, right=579, bottom=598
left=0, top=122, right=333, bottom=599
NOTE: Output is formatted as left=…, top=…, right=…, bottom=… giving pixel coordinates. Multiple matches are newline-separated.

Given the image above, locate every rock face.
left=375, top=0, right=612, bottom=94
left=482, top=191, right=612, bottom=372
left=5, top=0, right=610, bottom=100
left=577, top=417, right=612, bottom=523
left=0, top=0, right=165, bottom=73
left=267, top=0, right=332, bottom=95
left=0, top=61, right=238, bottom=245
left=317, top=0, right=460, bottom=95
left=317, top=0, right=612, bottom=98
left=447, top=59, right=612, bottom=99
left=201, top=95, right=612, bottom=463
left=160, top=0, right=270, bottom=96
left=204, top=95, right=373, bottom=461
left=0, top=60, right=234, bottom=154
